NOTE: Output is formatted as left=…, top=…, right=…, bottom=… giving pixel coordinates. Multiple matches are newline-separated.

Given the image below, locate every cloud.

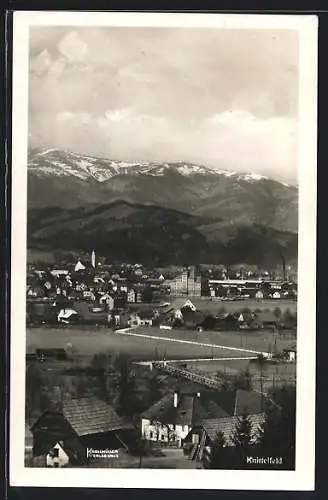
left=28, top=26, right=299, bottom=182
left=41, top=107, right=296, bottom=182
left=58, top=31, right=88, bottom=62
left=104, top=108, right=133, bottom=122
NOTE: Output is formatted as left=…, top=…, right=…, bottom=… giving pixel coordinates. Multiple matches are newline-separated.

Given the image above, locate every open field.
left=27, top=327, right=258, bottom=361
left=27, top=324, right=295, bottom=362
left=184, top=358, right=296, bottom=375
left=189, top=298, right=297, bottom=314
left=130, top=326, right=296, bottom=354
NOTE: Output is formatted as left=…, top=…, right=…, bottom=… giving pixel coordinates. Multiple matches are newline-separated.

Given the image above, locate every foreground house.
left=141, top=391, right=229, bottom=447
left=30, top=396, right=135, bottom=467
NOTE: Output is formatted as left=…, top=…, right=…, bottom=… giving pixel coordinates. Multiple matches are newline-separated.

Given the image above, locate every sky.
left=28, top=26, right=299, bottom=183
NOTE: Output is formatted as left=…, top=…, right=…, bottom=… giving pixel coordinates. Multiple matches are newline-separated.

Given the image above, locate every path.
left=115, top=328, right=269, bottom=357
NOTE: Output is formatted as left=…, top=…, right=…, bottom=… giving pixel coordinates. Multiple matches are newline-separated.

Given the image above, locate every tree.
left=259, top=386, right=296, bottom=469
left=273, top=307, right=282, bottom=320
left=231, top=412, right=253, bottom=467
left=147, top=374, right=162, bottom=406
left=136, top=437, right=152, bottom=468
left=142, top=286, right=154, bottom=303
left=209, top=431, right=228, bottom=469
left=282, top=308, right=294, bottom=326
left=112, top=354, right=137, bottom=416
left=25, top=364, right=44, bottom=417
left=232, top=368, right=252, bottom=391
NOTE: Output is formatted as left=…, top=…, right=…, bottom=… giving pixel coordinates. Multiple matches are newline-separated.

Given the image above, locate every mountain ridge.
left=27, top=200, right=297, bottom=268
left=28, top=146, right=294, bottom=186
left=27, top=147, right=298, bottom=234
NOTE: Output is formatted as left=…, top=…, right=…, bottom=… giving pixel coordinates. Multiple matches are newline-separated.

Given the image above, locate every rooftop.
left=199, top=413, right=266, bottom=446
left=62, top=396, right=133, bottom=436
left=141, top=392, right=229, bottom=426
left=234, top=389, right=265, bottom=416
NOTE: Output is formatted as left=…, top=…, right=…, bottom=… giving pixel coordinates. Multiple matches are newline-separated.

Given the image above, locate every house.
left=57, top=308, right=78, bottom=324
left=233, top=389, right=267, bottom=416
left=160, top=323, right=173, bottom=330
left=83, top=290, right=96, bottom=302
left=252, top=312, right=277, bottom=330
left=27, top=285, right=46, bottom=298
left=166, top=267, right=201, bottom=297
left=237, top=312, right=255, bottom=329
left=74, top=260, right=86, bottom=272
left=46, top=442, right=70, bottom=468
left=282, top=347, right=297, bottom=362
left=93, top=276, right=105, bottom=284
left=171, top=298, right=197, bottom=320
left=255, top=290, right=264, bottom=300
left=141, top=391, right=229, bottom=448
left=50, top=269, right=69, bottom=278
left=133, top=309, right=154, bottom=327
left=108, top=311, right=121, bottom=327
left=99, top=293, right=114, bottom=310
left=272, top=291, right=281, bottom=299
left=183, top=413, right=265, bottom=466
left=31, top=396, right=136, bottom=467
left=127, top=289, right=136, bottom=303
left=43, top=280, right=52, bottom=291
left=215, top=312, right=239, bottom=330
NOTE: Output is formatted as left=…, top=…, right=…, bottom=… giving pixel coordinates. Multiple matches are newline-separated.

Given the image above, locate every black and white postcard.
left=10, top=11, right=317, bottom=490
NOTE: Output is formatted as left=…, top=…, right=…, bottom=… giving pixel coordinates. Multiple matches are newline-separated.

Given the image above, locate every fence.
left=153, top=362, right=222, bottom=389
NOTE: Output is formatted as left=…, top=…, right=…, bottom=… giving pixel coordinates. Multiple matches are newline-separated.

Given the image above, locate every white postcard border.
left=9, top=11, right=318, bottom=491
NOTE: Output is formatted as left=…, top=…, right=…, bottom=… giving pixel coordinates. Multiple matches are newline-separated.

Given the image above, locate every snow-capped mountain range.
left=28, top=147, right=275, bottom=184
left=27, top=147, right=298, bottom=235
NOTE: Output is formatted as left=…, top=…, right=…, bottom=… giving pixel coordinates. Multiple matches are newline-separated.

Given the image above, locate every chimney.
left=173, top=392, right=179, bottom=408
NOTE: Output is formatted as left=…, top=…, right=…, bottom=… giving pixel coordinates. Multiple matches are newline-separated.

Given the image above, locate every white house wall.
left=141, top=419, right=191, bottom=446
left=46, top=443, right=69, bottom=468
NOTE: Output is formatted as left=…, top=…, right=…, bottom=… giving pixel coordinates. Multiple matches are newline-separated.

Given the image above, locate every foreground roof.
left=141, top=392, right=229, bottom=426
left=199, top=413, right=266, bottom=446
left=62, top=397, right=133, bottom=436
left=234, top=389, right=265, bottom=416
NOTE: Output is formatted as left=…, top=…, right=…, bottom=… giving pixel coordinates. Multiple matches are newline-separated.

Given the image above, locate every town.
left=25, top=250, right=297, bottom=469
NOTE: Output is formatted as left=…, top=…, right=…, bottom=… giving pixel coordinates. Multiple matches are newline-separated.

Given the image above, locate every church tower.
left=91, top=249, right=96, bottom=269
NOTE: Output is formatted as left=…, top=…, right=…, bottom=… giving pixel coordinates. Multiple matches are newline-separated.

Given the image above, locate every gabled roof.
left=199, top=413, right=265, bottom=446
left=234, top=389, right=265, bottom=416
left=141, top=392, right=228, bottom=426
left=62, top=397, right=133, bottom=436
left=171, top=298, right=196, bottom=311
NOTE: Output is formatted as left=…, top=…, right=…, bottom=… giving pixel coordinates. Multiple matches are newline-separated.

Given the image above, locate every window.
left=192, top=434, right=199, bottom=444
left=150, top=432, right=154, bottom=439
left=161, top=435, right=165, bottom=441
left=49, top=447, right=59, bottom=458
